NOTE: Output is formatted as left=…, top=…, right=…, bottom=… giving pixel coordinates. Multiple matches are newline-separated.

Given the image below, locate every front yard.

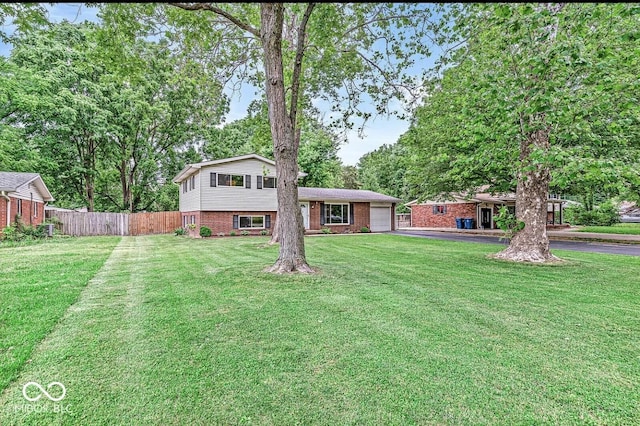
left=577, top=223, right=640, bottom=235
left=1, top=234, right=638, bottom=425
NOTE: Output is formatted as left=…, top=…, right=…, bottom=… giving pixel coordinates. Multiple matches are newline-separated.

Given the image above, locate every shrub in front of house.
left=241, top=230, right=250, bottom=236
left=360, top=227, right=370, bottom=233
left=174, top=227, right=186, bottom=236
left=321, top=227, right=331, bottom=234
left=260, top=230, right=269, bottom=236
left=230, top=231, right=236, bottom=236
left=1, top=219, right=54, bottom=242
left=199, top=226, right=212, bottom=238
left=565, top=201, right=620, bottom=226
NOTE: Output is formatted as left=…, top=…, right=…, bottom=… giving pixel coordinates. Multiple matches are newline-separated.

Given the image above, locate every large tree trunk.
left=493, top=127, right=561, bottom=263
left=260, top=3, right=313, bottom=273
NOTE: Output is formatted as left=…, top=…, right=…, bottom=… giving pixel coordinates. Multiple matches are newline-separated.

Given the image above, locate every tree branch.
left=288, top=2, right=315, bottom=123
left=168, top=3, right=260, bottom=37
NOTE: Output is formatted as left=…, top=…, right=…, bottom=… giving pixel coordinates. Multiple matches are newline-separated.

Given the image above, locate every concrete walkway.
left=398, top=227, right=640, bottom=244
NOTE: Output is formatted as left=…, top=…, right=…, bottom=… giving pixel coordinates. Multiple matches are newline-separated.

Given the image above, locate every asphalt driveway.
left=392, top=230, right=640, bottom=257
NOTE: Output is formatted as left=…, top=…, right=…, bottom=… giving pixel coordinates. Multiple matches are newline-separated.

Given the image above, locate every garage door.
left=370, top=206, right=392, bottom=232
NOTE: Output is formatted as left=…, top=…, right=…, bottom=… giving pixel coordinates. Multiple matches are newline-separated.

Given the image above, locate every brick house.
left=0, top=172, right=54, bottom=229
left=407, top=189, right=566, bottom=229
left=172, top=154, right=400, bottom=235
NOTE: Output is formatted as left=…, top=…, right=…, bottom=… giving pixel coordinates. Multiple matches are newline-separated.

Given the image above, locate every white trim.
left=323, top=203, right=350, bottom=225
left=238, top=215, right=265, bottom=229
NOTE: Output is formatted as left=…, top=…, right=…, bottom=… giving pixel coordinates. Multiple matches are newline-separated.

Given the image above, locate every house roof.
left=299, top=187, right=400, bottom=203
left=172, top=153, right=307, bottom=183
left=0, top=172, right=54, bottom=201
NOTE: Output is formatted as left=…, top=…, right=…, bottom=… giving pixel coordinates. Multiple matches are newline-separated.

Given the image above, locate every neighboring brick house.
left=0, top=172, right=54, bottom=229
left=407, top=188, right=566, bottom=229
left=172, top=154, right=400, bottom=235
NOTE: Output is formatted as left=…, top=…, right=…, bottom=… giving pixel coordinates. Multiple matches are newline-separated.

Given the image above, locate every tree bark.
left=260, top=3, right=313, bottom=273
left=493, top=127, right=561, bottom=263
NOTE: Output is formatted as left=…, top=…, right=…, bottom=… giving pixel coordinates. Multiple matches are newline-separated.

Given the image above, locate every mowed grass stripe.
left=0, top=234, right=638, bottom=425
left=0, top=237, right=120, bottom=393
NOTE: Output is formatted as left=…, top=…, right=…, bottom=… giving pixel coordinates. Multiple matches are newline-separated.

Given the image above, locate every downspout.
left=1, top=191, right=10, bottom=228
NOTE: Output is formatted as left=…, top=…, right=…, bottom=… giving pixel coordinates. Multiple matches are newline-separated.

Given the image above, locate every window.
left=324, top=203, right=349, bottom=225
left=239, top=215, right=264, bottom=229
left=183, top=215, right=188, bottom=227
left=17, top=199, right=22, bottom=216
left=183, top=181, right=188, bottom=193
left=263, top=177, right=277, bottom=188
left=190, top=176, right=196, bottom=190
left=190, top=215, right=195, bottom=224
left=33, top=201, right=37, bottom=218
left=433, top=205, right=447, bottom=215
left=217, top=173, right=245, bottom=187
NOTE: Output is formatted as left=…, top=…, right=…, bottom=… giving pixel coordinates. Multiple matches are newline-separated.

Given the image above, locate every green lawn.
left=577, top=223, right=640, bottom=235
left=1, top=234, right=638, bottom=425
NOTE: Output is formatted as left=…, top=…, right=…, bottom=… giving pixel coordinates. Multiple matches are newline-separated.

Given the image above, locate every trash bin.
left=455, top=218, right=463, bottom=229
left=464, top=218, right=475, bottom=229
left=45, top=224, right=54, bottom=237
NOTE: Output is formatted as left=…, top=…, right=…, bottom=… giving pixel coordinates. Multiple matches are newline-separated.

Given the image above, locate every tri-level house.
left=172, top=154, right=400, bottom=235
left=0, top=172, right=54, bottom=228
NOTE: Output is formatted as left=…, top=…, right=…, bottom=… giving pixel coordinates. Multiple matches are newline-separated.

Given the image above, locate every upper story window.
left=190, top=176, right=196, bottom=190
left=183, top=181, right=188, bottom=193
left=218, top=173, right=245, bottom=187
left=257, top=176, right=276, bottom=189
left=263, top=177, right=276, bottom=188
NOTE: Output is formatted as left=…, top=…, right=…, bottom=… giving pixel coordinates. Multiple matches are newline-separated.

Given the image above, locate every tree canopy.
left=402, top=3, right=640, bottom=262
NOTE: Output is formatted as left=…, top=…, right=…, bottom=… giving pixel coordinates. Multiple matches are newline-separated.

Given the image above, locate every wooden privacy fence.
left=51, top=211, right=181, bottom=236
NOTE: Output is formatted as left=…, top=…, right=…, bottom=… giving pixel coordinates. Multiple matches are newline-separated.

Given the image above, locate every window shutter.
left=320, top=203, right=325, bottom=225
left=349, top=203, right=354, bottom=225
left=210, top=172, right=216, bottom=187
left=257, top=176, right=263, bottom=189
left=232, top=215, right=239, bottom=229
left=245, top=175, right=251, bottom=188
left=265, top=214, right=271, bottom=228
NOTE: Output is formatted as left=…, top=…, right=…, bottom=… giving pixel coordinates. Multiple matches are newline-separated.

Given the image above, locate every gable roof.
left=172, top=153, right=308, bottom=183
left=299, top=187, right=400, bottom=203
left=0, top=172, right=54, bottom=201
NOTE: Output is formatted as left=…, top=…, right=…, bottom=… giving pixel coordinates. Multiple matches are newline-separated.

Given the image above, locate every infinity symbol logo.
left=22, top=382, right=66, bottom=402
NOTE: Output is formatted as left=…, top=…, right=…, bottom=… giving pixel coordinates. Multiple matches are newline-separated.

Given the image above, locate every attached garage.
left=370, top=204, right=392, bottom=232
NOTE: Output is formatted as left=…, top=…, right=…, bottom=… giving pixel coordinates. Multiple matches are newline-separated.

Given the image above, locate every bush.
left=230, top=231, right=236, bottom=236
left=1, top=220, right=52, bottom=242
left=240, top=230, right=250, bottom=236
left=260, top=230, right=269, bottom=236
left=321, top=227, right=331, bottom=234
left=199, top=226, right=212, bottom=238
left=174, top=227, right=186, bottom=236
left=565, top=201, right=620, bottom=226
left=360, top=227, right=370, bottom=233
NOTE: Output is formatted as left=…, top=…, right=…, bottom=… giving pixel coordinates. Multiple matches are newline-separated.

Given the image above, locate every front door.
left=299, top=202, right=310, bottom=229
left=480, top=208, right=492, bottom=229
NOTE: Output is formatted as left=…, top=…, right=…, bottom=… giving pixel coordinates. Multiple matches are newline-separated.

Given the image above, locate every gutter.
left=0, top=191, right=10, bottom=228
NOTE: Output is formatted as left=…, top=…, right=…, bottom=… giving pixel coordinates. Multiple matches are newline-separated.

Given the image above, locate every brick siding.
left=187, top=201, right=375, bottom=236
left=411, top=203, right=477, bottom=228
left=1, top=196, right=45, bottom=228
left=199, top=211, right=277, bottom=235
left=309, top=201, right=370, bottom=233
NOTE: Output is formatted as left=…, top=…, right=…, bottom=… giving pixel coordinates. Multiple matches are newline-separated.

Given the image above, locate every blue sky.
left=0, top=3, right=426, bottom=166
